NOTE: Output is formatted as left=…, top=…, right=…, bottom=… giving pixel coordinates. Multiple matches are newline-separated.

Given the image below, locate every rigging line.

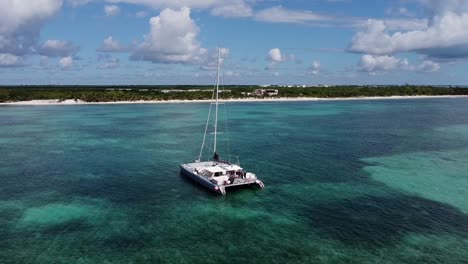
left=213, top=48, right=221, bottom=155
left=206, top=131, right=213, bottom=161
left=220, top=59, right=231, bottom=163
left=204, top=57, right=220, bottom=161
left=198, top=79, right=216, bottom=161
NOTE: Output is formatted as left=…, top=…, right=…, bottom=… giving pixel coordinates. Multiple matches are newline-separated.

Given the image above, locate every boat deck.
left=180, top=161, right=264, bottom=194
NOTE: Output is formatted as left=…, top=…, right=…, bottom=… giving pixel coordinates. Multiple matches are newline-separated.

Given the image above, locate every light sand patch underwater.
left=16, top=199, right=106, bottom=230
left=362, top=148, right=468, bottom=213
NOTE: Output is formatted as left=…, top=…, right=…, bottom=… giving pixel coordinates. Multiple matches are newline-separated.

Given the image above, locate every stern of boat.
left=218, top=186, right=226, bottom=195
left=256, top=180, right=265, bottom=189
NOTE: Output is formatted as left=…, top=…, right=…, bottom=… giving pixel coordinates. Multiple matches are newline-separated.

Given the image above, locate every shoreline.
left=1, top=95, right=468, bottom=105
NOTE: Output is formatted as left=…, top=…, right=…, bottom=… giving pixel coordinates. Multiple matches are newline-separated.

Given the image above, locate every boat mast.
left=213, top=48, right=221, bottom=155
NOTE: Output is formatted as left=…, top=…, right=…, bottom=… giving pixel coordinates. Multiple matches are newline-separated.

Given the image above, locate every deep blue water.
left=1, top=99, right=468, bottom=263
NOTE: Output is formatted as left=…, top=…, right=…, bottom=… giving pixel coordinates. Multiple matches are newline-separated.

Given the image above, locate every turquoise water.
left=1, top=99, right=468, bottom=263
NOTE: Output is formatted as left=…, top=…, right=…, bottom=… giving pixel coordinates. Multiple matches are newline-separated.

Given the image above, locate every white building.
left=254, top=89, right=279, bottom=96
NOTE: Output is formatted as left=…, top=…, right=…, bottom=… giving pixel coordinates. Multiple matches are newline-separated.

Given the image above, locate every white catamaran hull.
left=180, top=162, right=264, bottom=195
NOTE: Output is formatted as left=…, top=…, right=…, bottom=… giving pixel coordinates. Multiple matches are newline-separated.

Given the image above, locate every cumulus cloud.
left=38, top=40, right=79, bottom=57
left=105, top=5, right=120, bottom=16
left=358, top=54, right=440, bottom=73
left=0, top=53, right=23, bottom=67
left=131, top=7, right=206, bottom=64
left=265, top=48, right=283, bottom=70
left=98, top=8, right=225, bottom=67
left=0, top=0, right=63, bottom=57
left=358, top=54, right=407, bottom=72
left=59, top=56, right=74, bottom=69
left=415, top=60, right=440, bottom=72
left=308, top=60, right=321, bottom=75
left=0, top=0, right=84, bottom=69
left=98, top=36, right=126, bottom=52
left=267, top=48, right=283, bottom=62
left=265, top=48, right=298, bottom=70
left=0, top=0, right=62, bottom=34
left=349, top=1, right=468, bottom=59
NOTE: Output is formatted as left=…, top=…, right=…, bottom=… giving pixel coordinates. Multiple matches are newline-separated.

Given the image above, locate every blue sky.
left=1, top=0, right=468, bottom=85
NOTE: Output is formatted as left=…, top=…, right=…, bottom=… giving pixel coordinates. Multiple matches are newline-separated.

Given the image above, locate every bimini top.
left=219, top=164, right=242, bottom=171
left=202, top=166, right=225, bottom=174
left=201, top=164, right=243, bottom=174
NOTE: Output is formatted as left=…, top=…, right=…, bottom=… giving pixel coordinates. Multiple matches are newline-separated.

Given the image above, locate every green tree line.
left=1, top=85, right=467, bottom=103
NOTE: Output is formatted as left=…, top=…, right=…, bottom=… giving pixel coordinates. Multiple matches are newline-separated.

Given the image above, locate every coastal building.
left=254, top=89, right=279, bottom=96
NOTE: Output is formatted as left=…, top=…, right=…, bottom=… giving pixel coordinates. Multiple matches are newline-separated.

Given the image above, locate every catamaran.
left=180, top=48, right=265, bottom=195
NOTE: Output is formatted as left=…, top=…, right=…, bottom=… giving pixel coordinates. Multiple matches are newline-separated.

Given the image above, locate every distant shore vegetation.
left=1, top=85, right=468, bottom=103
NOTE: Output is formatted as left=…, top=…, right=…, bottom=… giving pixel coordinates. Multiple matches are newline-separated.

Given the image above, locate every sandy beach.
left=1, top=95, right=468, bottom=105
